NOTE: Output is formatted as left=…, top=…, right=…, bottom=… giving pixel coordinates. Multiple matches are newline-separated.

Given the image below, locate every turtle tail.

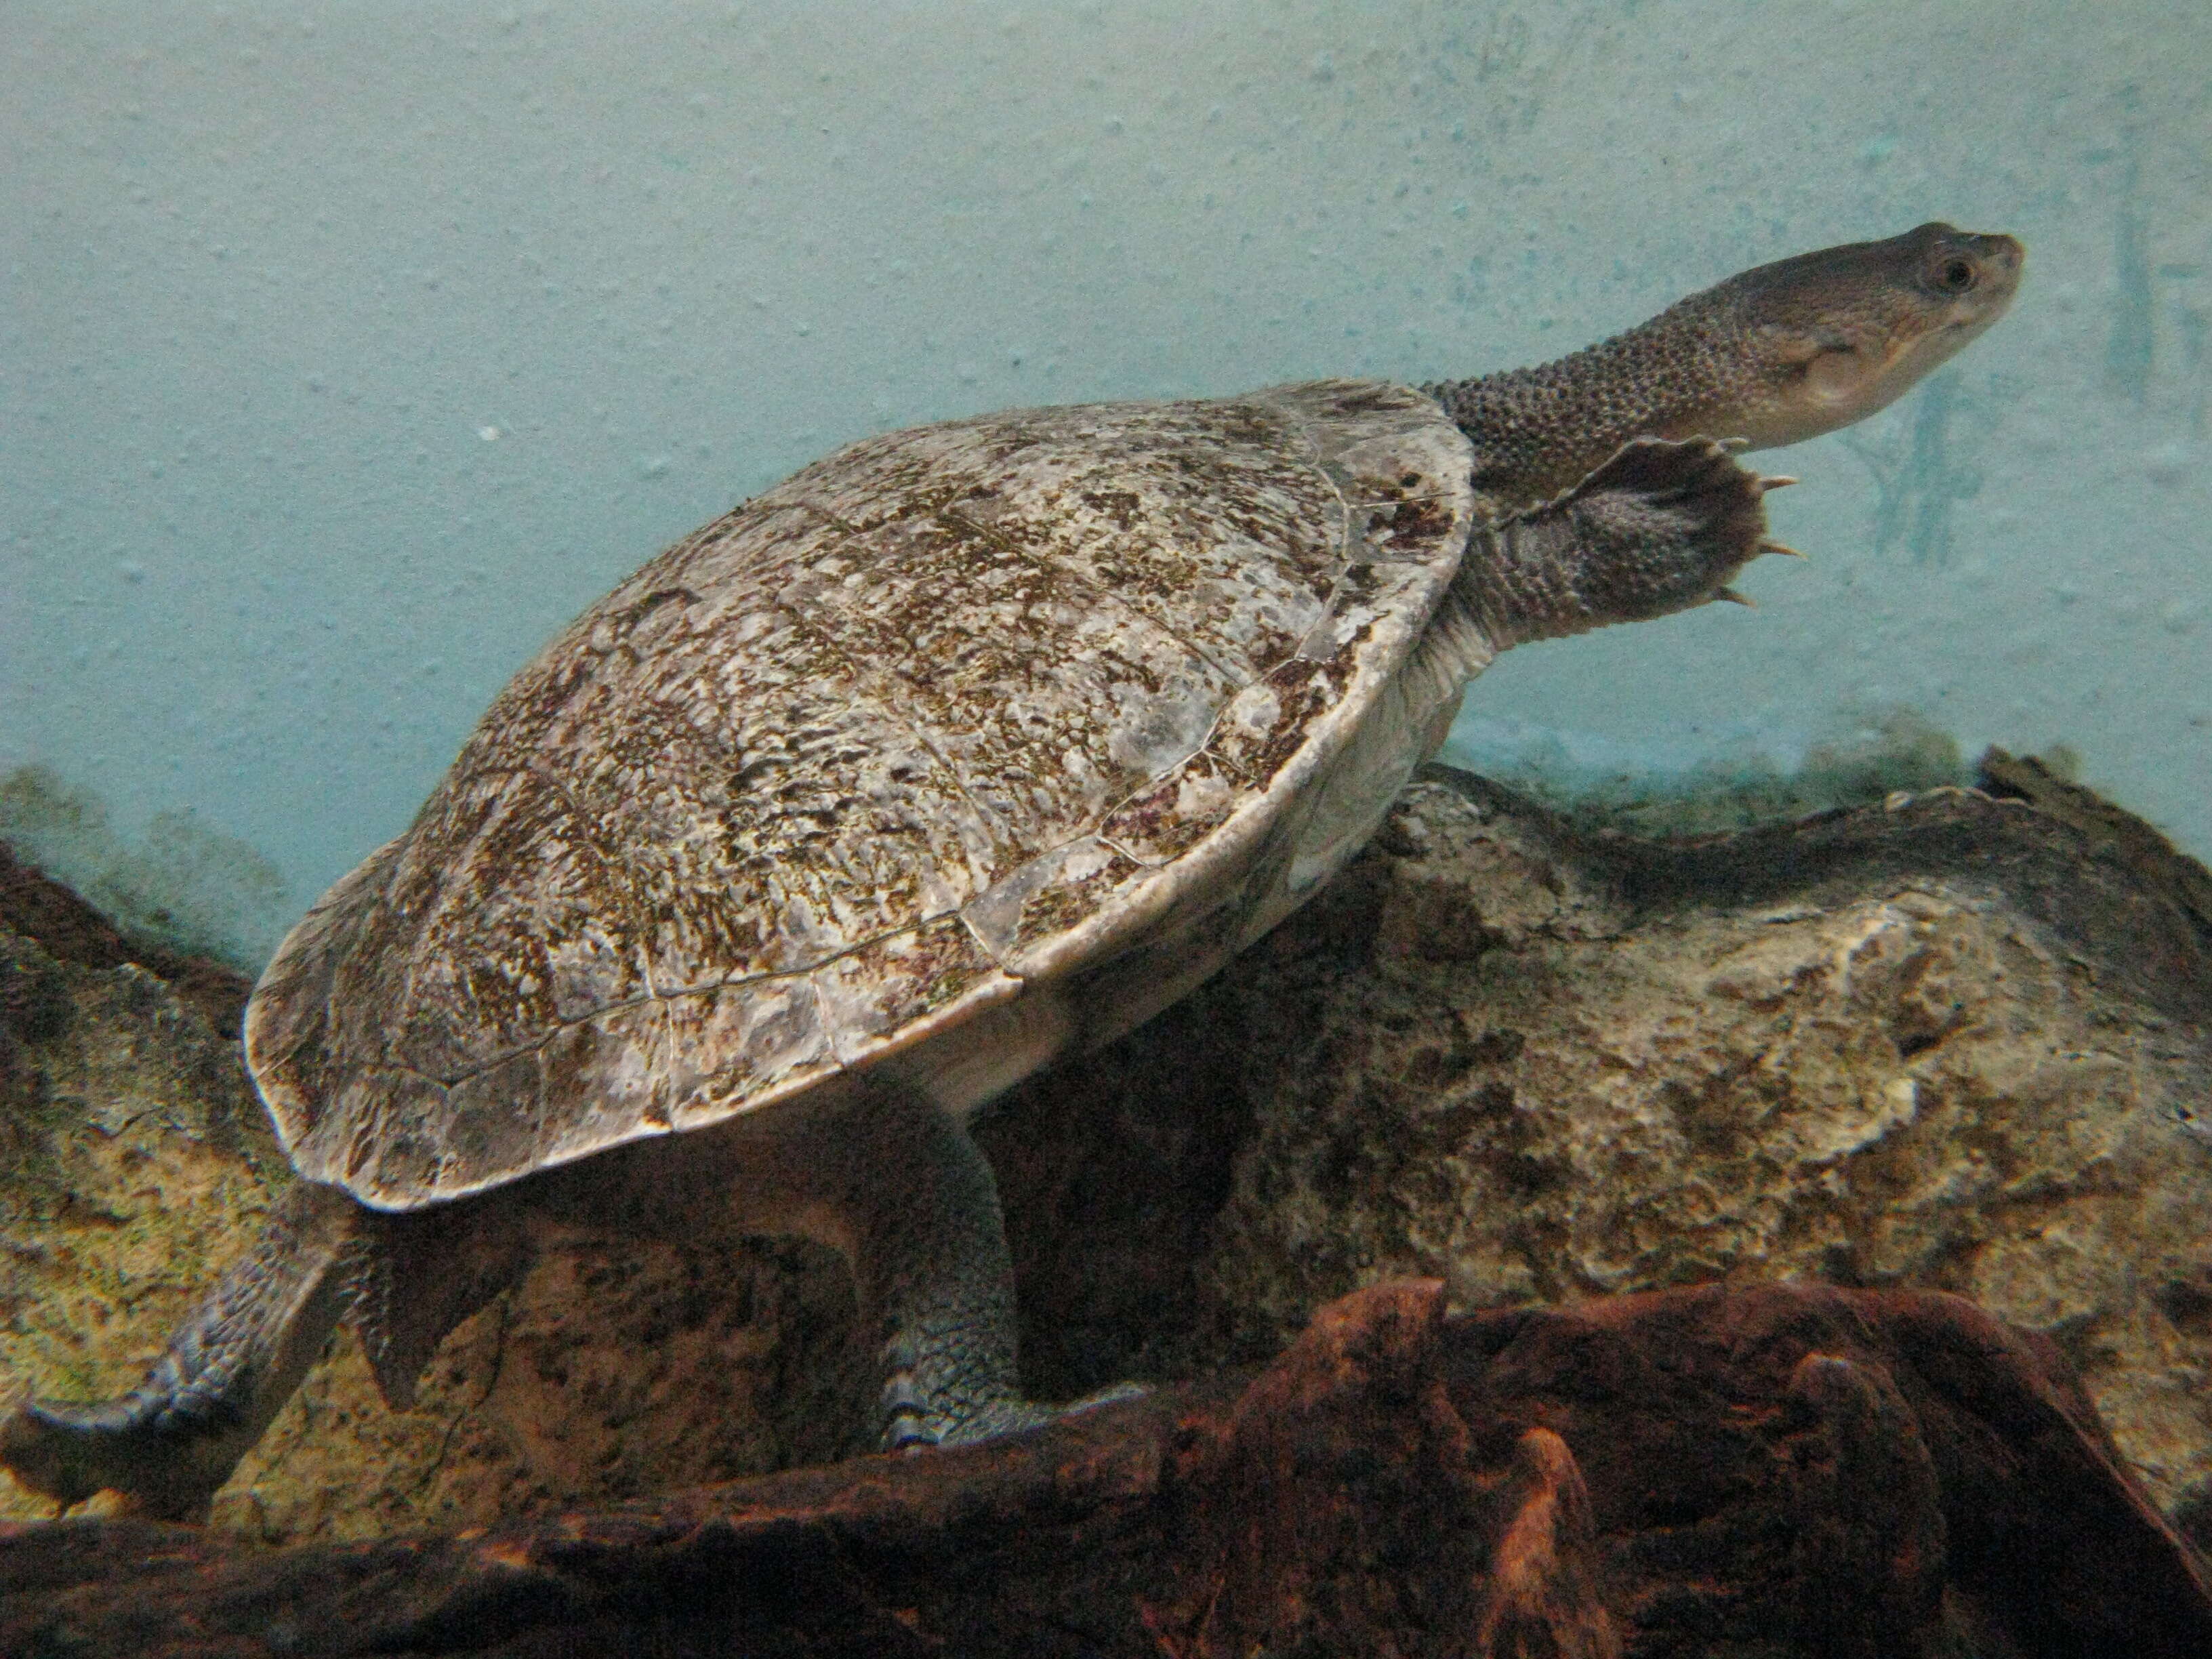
left=0, top=1180, right=360, bottom=1520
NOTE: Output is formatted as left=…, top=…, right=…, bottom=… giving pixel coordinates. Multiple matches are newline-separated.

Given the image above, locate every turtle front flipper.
left=0, top=1180, right=358, bottom=1520
left=764, top=1080, right=1144, bottom=1450
left=1452, top=435, right=1801, bottom=650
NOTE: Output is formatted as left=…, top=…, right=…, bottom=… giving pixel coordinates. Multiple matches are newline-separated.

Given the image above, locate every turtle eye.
left=1929, top=255, right=1979, bottom=294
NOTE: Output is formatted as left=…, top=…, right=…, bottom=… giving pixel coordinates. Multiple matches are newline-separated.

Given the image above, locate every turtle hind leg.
left=762, top=1080, right=1145, bottom=1451
left=0, top=1180, right=359, bottom=1520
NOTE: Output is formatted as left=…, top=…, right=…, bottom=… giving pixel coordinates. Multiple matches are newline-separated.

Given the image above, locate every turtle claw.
left=1758, top=537, right=1807, bottom=559
left=1713, top=586, right=1757, bottom=608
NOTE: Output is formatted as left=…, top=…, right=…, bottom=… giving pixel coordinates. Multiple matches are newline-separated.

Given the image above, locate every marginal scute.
left=813, top=917, right=1018, bottom=1069
left=255, top=381, right=1476, bottom=1205
left=331, top=1067, right=449, bottom=1201
left=959, top=836, right=1144, bottom=967
left=535, top=1007, right=658, bottom=1153
left=1208, top=659, right=1349, bottom=787
left=1101, top=751, right=1248, bottom=868
left=1364, top=495, right=1461, bottom=557
left=442, top=1051, right=550, bottom=1185
left=659, top=974, right=837, bottom=1130
left=245, top=837, right=406, bottom=1150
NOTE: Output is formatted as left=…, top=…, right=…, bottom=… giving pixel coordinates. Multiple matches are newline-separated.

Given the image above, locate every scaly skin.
left=1427, top=222, right=2021, bottom=508
left=0, top=224, right=2021, bottom=1520
left=0, top=1182, right=356, bottom=1520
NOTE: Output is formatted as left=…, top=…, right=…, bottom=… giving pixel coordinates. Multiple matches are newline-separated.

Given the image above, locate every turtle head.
left=1677, top=222, right=2023, bottom=451
left=1430, top=223, right=2023, bottom=508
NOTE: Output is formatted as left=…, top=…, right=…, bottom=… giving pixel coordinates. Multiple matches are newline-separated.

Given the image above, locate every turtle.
left=1, top=222, right=2020, bottom=1518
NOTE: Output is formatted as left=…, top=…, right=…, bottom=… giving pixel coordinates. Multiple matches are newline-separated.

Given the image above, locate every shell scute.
left=1206, top=658, right=1350, bottom=790
left=378, top=764, right=649, bottom=1080
left=804, top=506, right=1244, bottom=863
left=659, top=975, right=837, bottom=1132
left=441, top=1051, right=550, bottom=1186
left=958, top=836, right=1149, bottom=972
left=1099, top=750, right=1248, bottom=868
left=813, top=917, right=1017, bottom=1069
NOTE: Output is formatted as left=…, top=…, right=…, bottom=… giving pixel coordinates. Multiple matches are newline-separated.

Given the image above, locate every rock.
left=0, top=839, right=253, bottom=1040
left=0, top=861, right=871, bottom=1542
left=3, top=1280, right=2207, bottom=1657
left=0, top=922, right=295, bottom=1527
left=5, top=755, right=2212, bottom=1557
left=978, top=758, right=2212, bottom=1531
left=1166, top=762, right=2212, bottom=1536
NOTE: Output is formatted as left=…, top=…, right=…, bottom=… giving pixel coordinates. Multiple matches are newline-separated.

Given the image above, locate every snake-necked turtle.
left=2, top=223, right=2020, bottom=1516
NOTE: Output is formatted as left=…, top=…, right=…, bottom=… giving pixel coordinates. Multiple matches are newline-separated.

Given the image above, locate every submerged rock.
left=0, top=846, right=871, bottom=1541
left=988, top=754, right=2212, bottom=1539
left=3, top=757, right=2212, bottom=1556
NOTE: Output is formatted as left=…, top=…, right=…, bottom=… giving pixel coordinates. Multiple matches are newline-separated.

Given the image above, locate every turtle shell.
left=244, top=380, right=1477, bottom=1207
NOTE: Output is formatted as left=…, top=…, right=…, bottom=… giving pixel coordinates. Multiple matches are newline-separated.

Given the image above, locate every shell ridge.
left=415, top=989, right=661, bottom=1087
left=1244, top=388, right=1334, bottom=466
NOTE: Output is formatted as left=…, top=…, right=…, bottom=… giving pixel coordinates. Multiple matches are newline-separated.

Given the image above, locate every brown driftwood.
left=4, top=1279, right=2209, bottom=1657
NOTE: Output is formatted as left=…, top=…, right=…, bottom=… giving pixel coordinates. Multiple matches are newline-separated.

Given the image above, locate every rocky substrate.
left=985, top=752, right=2212, bottom=1536
left=2, top=756, right=2211, bottom=1648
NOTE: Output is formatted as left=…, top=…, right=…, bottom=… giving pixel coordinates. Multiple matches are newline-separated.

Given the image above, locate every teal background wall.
left=5, top=2, right=2207, bottom=965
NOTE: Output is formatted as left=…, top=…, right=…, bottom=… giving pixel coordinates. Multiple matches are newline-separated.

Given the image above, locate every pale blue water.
left=4, top=1, right=2207, bottom=966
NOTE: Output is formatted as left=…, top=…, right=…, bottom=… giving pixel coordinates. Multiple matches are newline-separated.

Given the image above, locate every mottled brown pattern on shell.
left=1000, top=846, right=1153, bottom=967
left=245, top=838, right=406, bottom=1169
left=798, top=505, right=1245, bottom=853
left=254, top=381, right=1475, bottom=1204
left=655, top=973, right=835, bottom=1131
left=951, top=836, right=1156, bottom=976
left=1099, top=751, right=1248, bottom=868
left=1207, top=660, right=1351, bottom=787
left=813, top=917, right=1015, bottom=1069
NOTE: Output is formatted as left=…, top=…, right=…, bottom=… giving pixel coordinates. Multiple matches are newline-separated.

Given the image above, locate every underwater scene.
left=2, top=3, right=2209, bottom=1653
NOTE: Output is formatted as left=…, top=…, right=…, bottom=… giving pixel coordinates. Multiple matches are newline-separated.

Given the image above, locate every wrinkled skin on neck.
left=1428, top=222, right=2023, bottom=509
